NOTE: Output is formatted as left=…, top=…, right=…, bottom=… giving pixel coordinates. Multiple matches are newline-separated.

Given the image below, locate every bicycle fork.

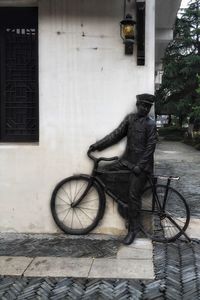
left=71, top=177, right=95, bottom=208
left=71, top=163, right=99, bottom=208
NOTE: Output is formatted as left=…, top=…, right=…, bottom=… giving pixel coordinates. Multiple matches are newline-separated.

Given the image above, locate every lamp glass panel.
left=123, top=25, right=134, bottom=38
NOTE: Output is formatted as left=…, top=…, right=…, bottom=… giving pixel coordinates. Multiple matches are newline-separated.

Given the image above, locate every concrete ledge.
left=0, top=256, right=33, bottom=276
left=0, top=257, right=154, bottom=280
left=24, top=255, right=154, bottom=279
left=24, top=257, right=93, bottom=278
left=186, top=218, right=200, bottom=239
left=0, top=238, right=154, bottom=279
left=117, top=238, right=153, bottom=259
left=89, top=258, right=154, bottom=279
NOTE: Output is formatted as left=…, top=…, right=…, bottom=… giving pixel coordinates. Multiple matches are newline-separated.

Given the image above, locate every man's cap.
left=136, top=94, right=155, bottom=105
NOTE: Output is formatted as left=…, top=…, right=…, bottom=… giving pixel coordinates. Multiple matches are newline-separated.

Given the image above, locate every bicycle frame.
left=72, top=150, right=162, bottom=213
left=51, top=150, right=191, bottom=242
left=72, top=170, right=130, bottom=209
left=96, top=167, right=190, bottom=242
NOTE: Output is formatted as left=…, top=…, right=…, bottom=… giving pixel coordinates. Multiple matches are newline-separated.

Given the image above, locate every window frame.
left=0, top=7, right=39, bottom=143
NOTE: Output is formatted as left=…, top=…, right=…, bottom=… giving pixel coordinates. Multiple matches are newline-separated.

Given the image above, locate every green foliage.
left=193, top=131, right=200, bottom=143
left=158, top=127, right=186, bottom=135
left=195, top=143, right=200, bottom=150
left=156, top=0, right=200, bottom=122
left=196, top=75, right=200, bottom=95
left=158, top=127, right=186, bottom=141
left=191, top=105, right=200, bottom=118
left=188, top=132, right=200, bottom=150
left=183, top=128, right=200, bottom=151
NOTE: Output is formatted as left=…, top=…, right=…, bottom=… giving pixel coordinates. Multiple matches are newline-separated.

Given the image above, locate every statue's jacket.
left=94, top=113, right=157, bottom=173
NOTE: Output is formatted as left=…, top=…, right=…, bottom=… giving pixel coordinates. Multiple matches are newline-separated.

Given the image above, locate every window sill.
left=0, top=142, right=39, bottom=147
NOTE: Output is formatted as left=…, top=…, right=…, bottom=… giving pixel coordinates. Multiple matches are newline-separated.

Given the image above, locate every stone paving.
left=155, top=140, right=200, bottom=241
left=1, top=239, right=200, bottom=299
left=155, top=140, right=200, bottom=218
left=0, top=234, right=120, bottom=258
left=0, top=236, right=154, bottom=280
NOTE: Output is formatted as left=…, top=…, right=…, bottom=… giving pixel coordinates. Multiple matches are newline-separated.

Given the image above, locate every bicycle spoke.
left=162, top=220, right=178, bottom=238
left=56, top=207, right=70, bottom=214
left=73, top=182, right=87, bottom=202
left=77, top=207, right=94, bottom=221
left=161, top=219, right=169, bottom=238
left=71, top=209, right=74, bottom=228
left=166, top=220, right=177, bottom=237
left=166, top=213, right=185, bottom=228
left=57, top=195, right=70, bottom=205
left=166, top=225, right=174, bottom=238
left=176, top=217, right=185, bottom=224
left=62, top=207, right=71, bottom=223
left=81, top=198, right=99, bottom=204
left=69, top=181, right=73, bottom=204
left=74, top=209, right=83, bottom=228
left=166, top=215, right=183, bottom=233
left=165, top=213, right=186, bottom=224
left=61, top=187, right=72, bottom=204
left=159, top=218, right=167, bottom=240
left=78, top=206, right=97, bottom=210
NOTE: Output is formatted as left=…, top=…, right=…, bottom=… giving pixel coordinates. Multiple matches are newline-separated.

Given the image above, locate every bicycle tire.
left=51, top=174, right=105, bottom=235
left=140, top=184, right=190, bottom=242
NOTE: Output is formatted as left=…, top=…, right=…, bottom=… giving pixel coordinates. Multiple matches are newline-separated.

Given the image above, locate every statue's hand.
left=133, top=166, right=142, bottom=175
left=89, top=144, right=97, bottom=152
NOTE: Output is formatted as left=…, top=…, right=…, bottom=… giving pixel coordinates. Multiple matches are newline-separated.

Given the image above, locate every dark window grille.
left=136, top=2, right=145, bottom=66
left=0, top=8, right=38, bottom=142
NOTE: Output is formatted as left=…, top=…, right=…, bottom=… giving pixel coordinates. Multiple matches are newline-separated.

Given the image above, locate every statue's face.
left=136, top=102, right=152, bottom=117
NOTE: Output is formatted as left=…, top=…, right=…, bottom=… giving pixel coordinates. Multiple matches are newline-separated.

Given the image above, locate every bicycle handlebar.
left=87, top=150, right=118, bottom=163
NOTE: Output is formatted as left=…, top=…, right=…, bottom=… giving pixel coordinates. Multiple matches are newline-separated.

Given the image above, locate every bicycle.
left=51, top=151, right=191, bottom=243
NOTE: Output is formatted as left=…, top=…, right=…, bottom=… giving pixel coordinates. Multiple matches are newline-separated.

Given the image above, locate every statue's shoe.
left=122, top=230, right=137, bottom=245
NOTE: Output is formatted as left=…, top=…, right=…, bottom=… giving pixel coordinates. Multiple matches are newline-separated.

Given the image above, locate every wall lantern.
left=120, top=14, right=136, bottom=55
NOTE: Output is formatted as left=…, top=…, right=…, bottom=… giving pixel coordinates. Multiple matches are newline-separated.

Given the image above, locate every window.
left=0, top=7, right=38, bottom=142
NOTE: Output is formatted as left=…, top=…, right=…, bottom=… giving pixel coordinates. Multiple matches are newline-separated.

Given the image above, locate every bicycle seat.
left=154, top=175, right=180, bottom=181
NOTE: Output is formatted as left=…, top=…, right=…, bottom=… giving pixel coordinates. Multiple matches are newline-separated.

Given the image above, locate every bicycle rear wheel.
left=51, top=175, right=105, bottom=235
left=140, top=184, right=190, bottom=242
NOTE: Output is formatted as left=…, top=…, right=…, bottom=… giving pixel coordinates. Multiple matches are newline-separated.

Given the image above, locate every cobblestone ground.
left=0, top=234, right=120, bottom=258
left=155, top=140, right=200, bottom=218
left=1, top=240, right=200, bottom=299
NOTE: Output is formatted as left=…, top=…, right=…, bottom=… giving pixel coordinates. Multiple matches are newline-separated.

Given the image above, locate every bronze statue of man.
left=89, top=94, right=157, bottom=245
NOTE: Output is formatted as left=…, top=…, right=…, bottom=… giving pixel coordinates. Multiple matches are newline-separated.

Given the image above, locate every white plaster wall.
left=0, top=0, right=155, bottom=234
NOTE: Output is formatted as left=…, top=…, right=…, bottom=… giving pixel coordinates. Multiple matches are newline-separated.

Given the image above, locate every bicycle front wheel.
left=51, top=175, right=105, bottom=235
left=140, top=184, right=190, bottom=242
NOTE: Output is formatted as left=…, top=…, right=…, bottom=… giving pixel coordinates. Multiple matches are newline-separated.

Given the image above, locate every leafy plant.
left=156, top=0, right=200, bottom=126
